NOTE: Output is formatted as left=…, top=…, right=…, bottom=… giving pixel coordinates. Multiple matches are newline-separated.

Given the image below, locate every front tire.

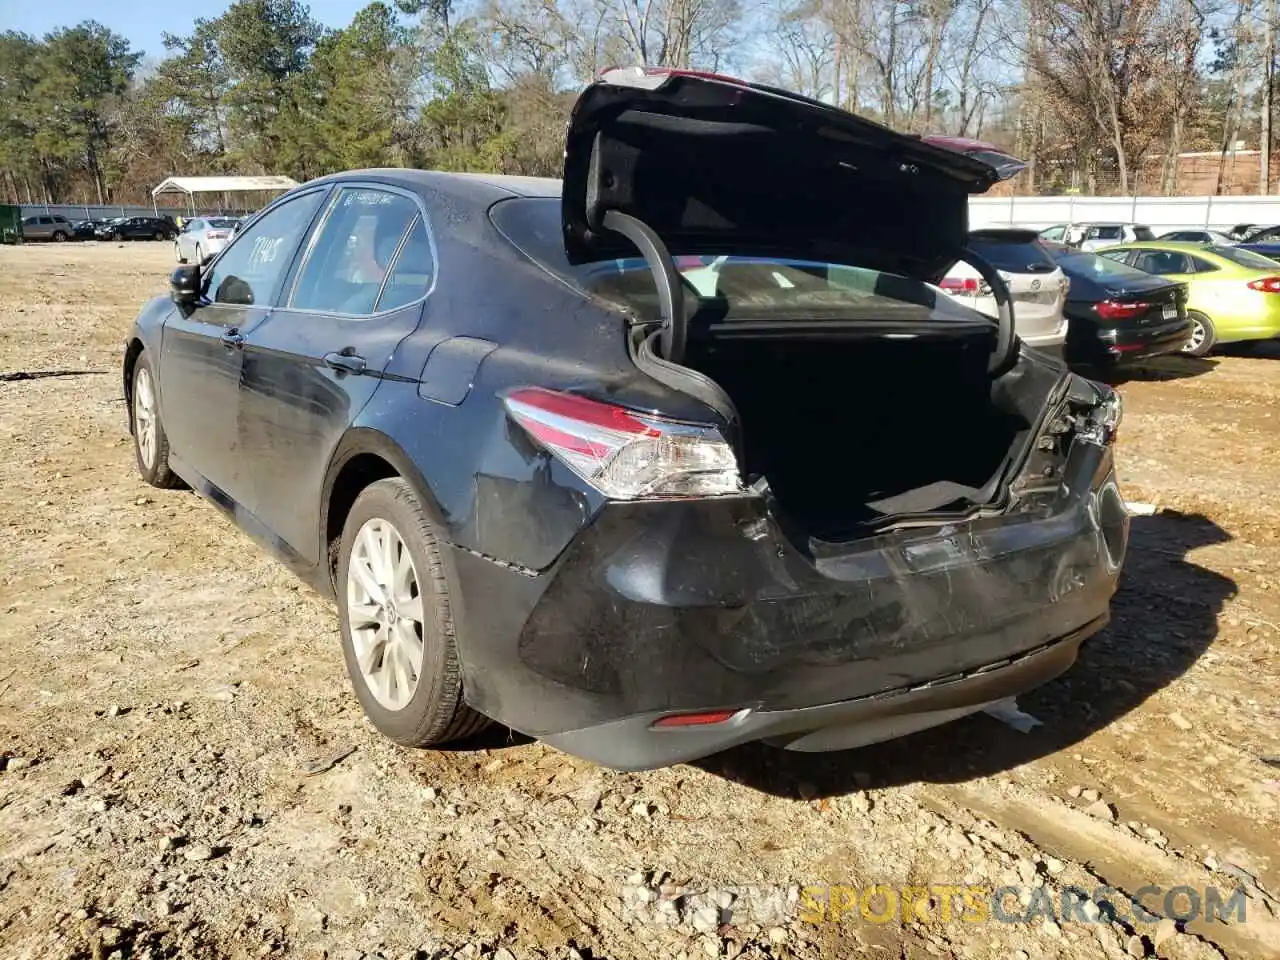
left=1182, top=311, right=1217, bottom=357
left=112, top=231, right=123, bottom=242
left=131, top=354, right=181, bottom=489
left=337, top=478, right=489, bottom=747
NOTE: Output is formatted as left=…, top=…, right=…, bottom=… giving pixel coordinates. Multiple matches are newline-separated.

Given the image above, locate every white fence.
left=969, top=194, right=1280, bottom=232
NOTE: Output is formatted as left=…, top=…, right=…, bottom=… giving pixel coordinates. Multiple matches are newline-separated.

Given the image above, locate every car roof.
left=305, top=168, right=563, bottom=202
left=1101, top=240, right=1214, bottom=250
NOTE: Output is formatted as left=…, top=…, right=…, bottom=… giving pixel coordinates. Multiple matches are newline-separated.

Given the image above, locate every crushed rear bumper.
left=449, top=437, right=1127, bottom=770
left=546, top=615, right=1103, bottom=770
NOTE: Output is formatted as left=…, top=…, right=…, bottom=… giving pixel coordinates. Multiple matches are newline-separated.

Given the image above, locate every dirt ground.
left=1, top=243, right=1278, bottom=960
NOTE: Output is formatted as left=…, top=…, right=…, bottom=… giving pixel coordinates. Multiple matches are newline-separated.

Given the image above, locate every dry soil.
left=1, top=243, right=1278, bottom=960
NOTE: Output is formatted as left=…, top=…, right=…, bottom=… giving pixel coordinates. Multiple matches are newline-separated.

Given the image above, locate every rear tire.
left=52, top=231, right=67, bottom=242
left=337, top=478, right=490, bottom=747
left=152, top=231, right=162, bottom=241
left=1182, top=311, right=1217, bottom=358
left=131, top=353, right=182, bottom=489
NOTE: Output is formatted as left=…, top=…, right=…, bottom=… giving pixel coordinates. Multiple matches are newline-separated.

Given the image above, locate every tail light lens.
left=1246, top=276, right=1280, bottom=293
left=939, top=277, right=979, bottom=294
left=1095, top=300, right=1147, bottom=320
left=503, top=387, right=741, bottom=500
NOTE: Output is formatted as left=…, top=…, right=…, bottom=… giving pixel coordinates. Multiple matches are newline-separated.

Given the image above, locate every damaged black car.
left=123, top=67, right=1129, bottom=771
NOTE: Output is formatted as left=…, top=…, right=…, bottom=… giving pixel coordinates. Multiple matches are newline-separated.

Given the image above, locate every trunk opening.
left=680, top=324, right=1038, bottom=544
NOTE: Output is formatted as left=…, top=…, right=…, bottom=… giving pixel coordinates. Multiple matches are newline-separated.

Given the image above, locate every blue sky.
left=0, top=0, right=373, bottom=63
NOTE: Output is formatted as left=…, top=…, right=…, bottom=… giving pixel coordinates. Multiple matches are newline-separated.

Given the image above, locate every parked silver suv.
left=20, top=214, right=75, bottom=242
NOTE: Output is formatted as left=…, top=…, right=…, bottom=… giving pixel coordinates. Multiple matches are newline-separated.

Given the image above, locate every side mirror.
left=170, top=264, right=201, bottom=306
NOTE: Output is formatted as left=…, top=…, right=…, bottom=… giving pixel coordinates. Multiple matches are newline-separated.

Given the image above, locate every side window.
left=1188, top=256, right=1220, bottom=274
left=1041, top=226, right=1064, bottom=242
left=376, top=217, right=435, bottom=311
left=203, top=191, right=326, bottom=306
left=288, top=188, right=421, bottom=316
left=1134, top=251, right=1188, bottom=275
left=1095, top=226, right=1122, bottom=240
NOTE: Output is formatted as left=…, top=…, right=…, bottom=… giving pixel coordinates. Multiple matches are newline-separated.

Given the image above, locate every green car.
left=1096, top=241, right=1280, bottom=356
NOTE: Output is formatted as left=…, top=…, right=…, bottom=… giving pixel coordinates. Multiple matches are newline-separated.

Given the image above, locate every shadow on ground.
left=693, top=511, right=1236, bottom=799
left=1082, top=355, right=1219, bottom=385
left=1216, top=340, right=1280, bottom=360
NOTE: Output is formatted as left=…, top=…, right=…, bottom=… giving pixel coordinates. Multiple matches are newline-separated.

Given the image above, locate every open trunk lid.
left=562, top=67, right=1002, bottom=280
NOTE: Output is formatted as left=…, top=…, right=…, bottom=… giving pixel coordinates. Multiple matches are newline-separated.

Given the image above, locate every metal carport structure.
left=150, top=175, right=299, bottom=215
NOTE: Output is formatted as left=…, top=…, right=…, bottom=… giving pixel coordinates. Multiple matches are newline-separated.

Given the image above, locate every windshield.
left=1206, top=245, right=1280, bottom=270
left=491, top=196, right=988, bottom=324
left=207, top=218, right=238, bottom=229
left=1054, top=251, right=1155, bottom=283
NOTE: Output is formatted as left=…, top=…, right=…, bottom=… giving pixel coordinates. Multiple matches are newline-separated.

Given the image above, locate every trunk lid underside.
left=561, top=68, right=1001, bottom=281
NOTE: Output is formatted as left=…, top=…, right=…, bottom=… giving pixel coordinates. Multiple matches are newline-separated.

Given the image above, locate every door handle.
left=323, top=351, right=367, bottom=374
left=221, top=329, right=244, bottom=348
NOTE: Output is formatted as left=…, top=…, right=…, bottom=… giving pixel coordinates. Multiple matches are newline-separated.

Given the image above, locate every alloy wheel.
left=134, top=366, right=157, bottom=470
left=1182, top=318, right=1206, bottom=353
left=346, top=517, right=426, bottom=711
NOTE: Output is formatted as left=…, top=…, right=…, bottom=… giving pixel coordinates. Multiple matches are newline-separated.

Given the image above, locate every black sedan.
left=1047, top=246, right=1194, bottom=367
left=121, top=68, right=1128, bottom=771
left=97, top=216, right=177, bottom=241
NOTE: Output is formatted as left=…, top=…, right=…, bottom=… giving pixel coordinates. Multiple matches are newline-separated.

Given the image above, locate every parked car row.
left=18, top=214, right=180, bottom=242
left=938, top=223, right=1280, bottom=368
left=15, top=213, right=252, bottom=244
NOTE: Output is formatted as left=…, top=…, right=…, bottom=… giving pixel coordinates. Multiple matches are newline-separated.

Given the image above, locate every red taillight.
left=939, top=277, right=980, bottom=294
left=1247, top=276, right=1280, bottom=293
left=1095, top=300, right=1148, bottom=320
left=502, top=387, right=741, bottom=500
left=652, top=709, right=741, bottom=728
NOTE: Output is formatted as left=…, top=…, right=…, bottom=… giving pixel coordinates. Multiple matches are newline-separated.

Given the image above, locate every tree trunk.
left=1216, top=0, right=1253, bottom=195
left=1264, top=0, right=1276, bottom=193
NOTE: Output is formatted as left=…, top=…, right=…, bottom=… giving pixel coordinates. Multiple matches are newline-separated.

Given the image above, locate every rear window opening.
left=493, top=196, right=1066, bottom=544
left=966, top=237, right=1057, bottom=274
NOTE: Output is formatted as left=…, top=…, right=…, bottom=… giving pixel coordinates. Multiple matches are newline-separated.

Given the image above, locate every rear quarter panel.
left=1186, top=275, right=1280, bottom=340
left=350, top=188, right=719, bottom=574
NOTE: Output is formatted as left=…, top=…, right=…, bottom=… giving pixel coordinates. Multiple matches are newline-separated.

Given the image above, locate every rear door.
left=157, top=188, right=330, bottom=500
left=233, top=184, right=435, bottom=563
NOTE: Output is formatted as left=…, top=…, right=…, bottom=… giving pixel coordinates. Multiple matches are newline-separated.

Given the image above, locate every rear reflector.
left=651, top=709, right=740, bottom=728
left=1247, top=276, right=1280, bottom=293
left=503, top=387, right=741, bottom=500
left=1095, top=299, right=1148, bottom=320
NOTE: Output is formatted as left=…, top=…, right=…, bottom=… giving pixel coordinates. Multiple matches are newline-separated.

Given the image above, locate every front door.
left=157, top=189, right=329, bottom=501
left=235, top=185, right=436, bottom=563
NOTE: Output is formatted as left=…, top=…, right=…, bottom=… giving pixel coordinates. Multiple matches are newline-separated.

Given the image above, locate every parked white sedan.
left=940, top=229, right=1070, bottom=354
left=174, top=217, right=240, bottom=263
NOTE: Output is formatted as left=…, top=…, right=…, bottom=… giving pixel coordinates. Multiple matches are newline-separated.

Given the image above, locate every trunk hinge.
left=600, top=209, right=687, bottom=364
left=956, top=245, right=1018, bottom=376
